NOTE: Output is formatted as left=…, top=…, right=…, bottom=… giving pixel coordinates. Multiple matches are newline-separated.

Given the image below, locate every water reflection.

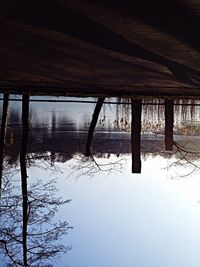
left=1, top=95, right=200, bottom=265
left=2, top=96, right=200, bottom=174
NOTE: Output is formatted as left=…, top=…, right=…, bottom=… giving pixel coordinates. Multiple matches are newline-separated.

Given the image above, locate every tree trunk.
left=85, top=97, right=105, bottom=157
left=131, top=99, right=142, bottom=173
left=165, top=100, right=174, bottom=151
left=20, top=94, right=29, bottom=267
left=0, top=93, right=9, bottom=196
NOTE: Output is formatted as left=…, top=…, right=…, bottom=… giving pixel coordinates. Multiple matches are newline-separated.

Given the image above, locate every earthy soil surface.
left=1, top=0, right=200, bottom=98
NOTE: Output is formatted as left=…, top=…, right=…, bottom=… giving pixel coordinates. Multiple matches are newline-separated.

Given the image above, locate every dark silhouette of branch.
left=85, top=97, right=105, bottom=157
left=166, top=141, right=200, bottom=178
left=0, top=239, right=21, bottom=266
left=71, top=153, right=125, bottom=177
left=0, top=176, right=72, bottom=266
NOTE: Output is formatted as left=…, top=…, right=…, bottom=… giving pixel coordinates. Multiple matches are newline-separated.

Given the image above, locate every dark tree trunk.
left=131, top=99, right=142, bottom=173
left=85, top=97, right=105, bottom=157
left=50, top=111, right=56, bottom=165
left=20, top=94, right=29, bottom=267
left=0, top=93, right=9, bottom=196
left=165, top=100, right=174, bottom=151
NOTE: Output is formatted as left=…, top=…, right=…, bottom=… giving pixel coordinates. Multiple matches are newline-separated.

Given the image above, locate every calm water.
left=1, top=96, right=200, bottom=267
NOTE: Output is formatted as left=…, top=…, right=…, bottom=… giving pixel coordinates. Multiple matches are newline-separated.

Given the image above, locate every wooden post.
left=165, top=100, right=174, bottom=151
left=131, top=99, right=142, bottom=173
left=85, top=97, right=105, bottom=157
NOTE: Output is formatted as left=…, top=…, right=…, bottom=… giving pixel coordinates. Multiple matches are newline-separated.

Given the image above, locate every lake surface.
left=1, top=96, right=200, bottom=267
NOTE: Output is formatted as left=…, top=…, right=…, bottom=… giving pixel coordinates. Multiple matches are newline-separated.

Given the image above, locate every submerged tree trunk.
left=85, top=97, right=105, bottom=157
left=131, top=99, right=142, bottom=173
left=0, top=93, right=9, bottom=196
left=165, top=100, right=174, bottom=151
left=20, top=94, right=30, bottom=267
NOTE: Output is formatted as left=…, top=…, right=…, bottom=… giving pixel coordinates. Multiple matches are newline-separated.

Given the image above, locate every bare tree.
left=0, top=94, right=72, bottom=266
left=0, top=176, right=72, bottom=267
left=85, top=97, right=105, bottom=157
left=20, top=94, right=29, bottom=266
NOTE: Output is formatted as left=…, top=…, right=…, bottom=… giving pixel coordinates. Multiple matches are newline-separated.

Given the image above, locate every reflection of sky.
left=26, top=155, right=200, bottom=267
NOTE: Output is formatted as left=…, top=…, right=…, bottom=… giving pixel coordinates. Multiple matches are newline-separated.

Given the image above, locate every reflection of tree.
left=0, top=94, right=72, bottom=266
